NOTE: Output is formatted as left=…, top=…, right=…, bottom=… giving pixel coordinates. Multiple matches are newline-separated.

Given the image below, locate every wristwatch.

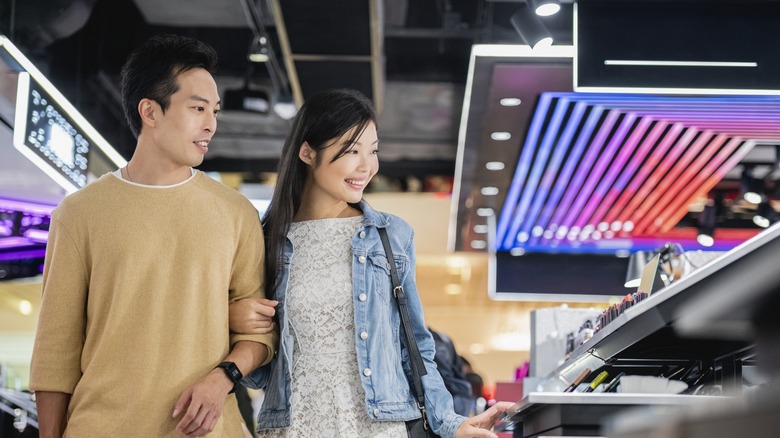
left=215, top=361, right=243, bottom=394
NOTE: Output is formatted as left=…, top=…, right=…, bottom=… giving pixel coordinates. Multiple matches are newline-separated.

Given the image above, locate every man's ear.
left=138, top=98, right=158, bottom=128
left=298, top=142, right=316, bottom=165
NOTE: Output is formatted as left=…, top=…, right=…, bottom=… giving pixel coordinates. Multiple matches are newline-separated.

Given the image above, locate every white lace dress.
left=258, top=216, right=407, bottom=438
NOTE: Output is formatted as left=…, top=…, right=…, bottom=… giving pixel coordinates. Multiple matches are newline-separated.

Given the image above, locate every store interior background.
left=2, top=0, right=779, bottom=398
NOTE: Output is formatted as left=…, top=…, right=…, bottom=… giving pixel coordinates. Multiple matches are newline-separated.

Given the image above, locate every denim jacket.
left=244, top=201, right=466, bottom=437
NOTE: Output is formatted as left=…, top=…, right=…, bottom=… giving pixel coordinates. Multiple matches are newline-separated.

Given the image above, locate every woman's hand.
left=454, top=401, right=515, bottom=438
left=229, top=298, right=278, bottom=334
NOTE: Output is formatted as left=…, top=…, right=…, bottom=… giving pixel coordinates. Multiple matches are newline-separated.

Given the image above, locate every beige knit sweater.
left=30, top=171, right=277, bottom=437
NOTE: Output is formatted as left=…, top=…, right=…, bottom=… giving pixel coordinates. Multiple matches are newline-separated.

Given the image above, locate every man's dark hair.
left=120, top=34, right=218, bottom=138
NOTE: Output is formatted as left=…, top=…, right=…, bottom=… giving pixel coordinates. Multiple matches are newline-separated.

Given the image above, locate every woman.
left=231, top=89, right=512, bottom=437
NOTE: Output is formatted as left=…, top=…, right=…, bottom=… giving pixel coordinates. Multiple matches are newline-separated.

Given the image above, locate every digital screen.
left=14, top=72, right=89, bottom=189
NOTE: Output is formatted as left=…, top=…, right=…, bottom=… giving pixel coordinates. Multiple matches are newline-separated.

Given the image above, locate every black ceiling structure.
left=2, top=0, right=779, bottom=267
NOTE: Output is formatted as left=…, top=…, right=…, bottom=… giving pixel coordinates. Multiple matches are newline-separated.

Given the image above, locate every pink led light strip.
left=614, top=127, right=697, bottom=227
left=633, top=132, right=727, bottom=235
left=655, top=138, right=753, bottom=233
left=588, top=120, right=669, bottom=234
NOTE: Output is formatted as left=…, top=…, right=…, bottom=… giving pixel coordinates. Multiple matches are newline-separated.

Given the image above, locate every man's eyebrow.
left=189, top=95, right=221, bottom=106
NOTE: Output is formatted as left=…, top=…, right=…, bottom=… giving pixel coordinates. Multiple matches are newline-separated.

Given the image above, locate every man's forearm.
left=35, top=391, right=70, bottom=438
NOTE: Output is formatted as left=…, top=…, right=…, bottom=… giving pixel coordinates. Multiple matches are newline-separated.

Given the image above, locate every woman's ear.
left=138, top=98, right=157, bottom=128
left=298, top=142, right=316, bottom=165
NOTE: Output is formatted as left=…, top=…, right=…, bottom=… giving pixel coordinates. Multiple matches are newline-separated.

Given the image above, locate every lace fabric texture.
left=258, top=216, right=406, bottom=438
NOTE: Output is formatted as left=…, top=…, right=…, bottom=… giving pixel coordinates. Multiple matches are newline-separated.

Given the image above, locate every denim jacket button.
left=360, top=331, right=368, bottom=340
left=359, top=231, right=366, bottom=238
left=358, top=293, right=367, bottom=301
left=363, top=368, right=372, bottom=377
left=358, top=255, right=366, bottom=263
left=373, top=408, right=380, bottom=417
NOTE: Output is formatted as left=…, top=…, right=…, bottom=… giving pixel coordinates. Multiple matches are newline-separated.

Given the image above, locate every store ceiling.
left=1, top=0, right=778, bottom=259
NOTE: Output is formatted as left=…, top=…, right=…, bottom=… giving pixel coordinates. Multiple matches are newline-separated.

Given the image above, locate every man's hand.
left=454, top=401, right=515, bottom=438
left=172, top=369, right=233, bottom=437
left=229, top=298, right=277, bottom=334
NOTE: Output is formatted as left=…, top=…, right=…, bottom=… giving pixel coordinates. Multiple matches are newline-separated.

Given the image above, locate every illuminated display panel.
left=2, top=35, right=126, bottom=195
left=13, top=72, right=89, bottom=190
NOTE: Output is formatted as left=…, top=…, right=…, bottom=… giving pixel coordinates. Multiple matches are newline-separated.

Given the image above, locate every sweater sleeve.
left=228, top=216, right=278, bottom=365
left=29, top=215, right=89, bottom=394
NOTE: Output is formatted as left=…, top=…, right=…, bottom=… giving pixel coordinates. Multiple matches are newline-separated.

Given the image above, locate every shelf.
left=507, top=392, right=727, bottom=438
left=508, top=392, right=725, bottom=422
left=547, top=222, right=780, bottom=385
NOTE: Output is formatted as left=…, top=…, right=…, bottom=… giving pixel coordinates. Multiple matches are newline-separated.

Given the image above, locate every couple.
left=29, top=34, right=512, bottom=437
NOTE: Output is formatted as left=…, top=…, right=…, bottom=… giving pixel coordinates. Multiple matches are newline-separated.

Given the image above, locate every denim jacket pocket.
left=367, top=252, right=408, bottom=301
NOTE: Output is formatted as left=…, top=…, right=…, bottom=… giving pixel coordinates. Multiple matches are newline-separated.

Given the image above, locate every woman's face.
left=303, top=122, right=379, bottom=207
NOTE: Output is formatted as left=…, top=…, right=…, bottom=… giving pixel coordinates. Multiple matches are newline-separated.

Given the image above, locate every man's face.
left=152, top=68, right=220, bottom=168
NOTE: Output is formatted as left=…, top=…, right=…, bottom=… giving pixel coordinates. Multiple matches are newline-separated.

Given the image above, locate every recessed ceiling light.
left=444, top=284, right=462, bottom=295
left=500, top=98, right=522, bottom=106
left=510, top=247, right=526, bottom=256
left=534, top=0, right=561, bottom=17
left=481, top=186, right=499, bottom=196
left=470, top=240, right=487, bottom=249
left=491, top=132, right=511, bottom=141
left=473, top=224, right=488, bottom=233
left=485, top=161, right=505, bottom=171
left=476, top=208, right=494, bottom=217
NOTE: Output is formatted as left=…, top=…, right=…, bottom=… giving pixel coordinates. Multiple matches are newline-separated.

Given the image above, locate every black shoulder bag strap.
left=378, top=227, right=432, bottom=431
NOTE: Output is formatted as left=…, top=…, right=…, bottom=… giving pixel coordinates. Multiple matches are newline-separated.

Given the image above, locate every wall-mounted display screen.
left=13, top=72, right=89, bottom=190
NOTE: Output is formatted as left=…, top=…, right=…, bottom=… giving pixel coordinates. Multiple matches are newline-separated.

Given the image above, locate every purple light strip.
left=514, top=101, right=588, bottom=247
left=23, top=229, right=49, bottom=243
left=0, top=237, right=34, bottom=249
left=502, top=97, right=571, bottom=249
left=0, top=224, right=11, bottom=237
left=541, top=109, right=621, bottom=244
left=590, top=120, right=669, bottom=232
left=556, top=112, right=638, bottom=240
left=527, top=106, right=605, bottom=248
left=0, top=248, right=46, bottom=262
left=496, top=94, right=554, bottom=247
left=0, top=198, right=56, bottom=216
left=572, top=115, right=652, bottom=233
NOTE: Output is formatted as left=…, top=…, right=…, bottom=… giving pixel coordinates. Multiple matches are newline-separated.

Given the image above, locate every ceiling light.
left=510, top=4, right=554, bottom=50
left=500, top=98, right=522, bottom=106
left=697, top=201, right=717, bottom=247
left=470, top=240, right=487, bottom=249
left=19, top=299, right=32, bottom=316
left=248, top=36, right=269, bottom=63
left=473, top=224, right=488, bottom=233
left=532, top=0, right=561, bottom=17
left=740, top=166, right=764, bottom=204
left=485, top=161, right=505, bottom=171
left=510, top=247, right=526, bottom=256
left=476, top=208, right=494, bottom=217
left=444, top=284, right=462, bottom=295
left=481, top=186, right=499, bottom=196
left=753, top=200, right=775, bottom=228
left=624, top=251, right=648, bottom=288
left=491, top=132, right=511, bottom=141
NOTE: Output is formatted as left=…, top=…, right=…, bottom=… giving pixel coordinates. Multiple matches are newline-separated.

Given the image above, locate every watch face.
left=219, top=361, right=242, bottom=382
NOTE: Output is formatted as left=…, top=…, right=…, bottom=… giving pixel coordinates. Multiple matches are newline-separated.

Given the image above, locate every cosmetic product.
left=583, top=370, right=609, bottom=393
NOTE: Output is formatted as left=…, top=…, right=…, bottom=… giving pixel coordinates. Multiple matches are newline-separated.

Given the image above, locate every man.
left=29, top=34, right=277, bottom=437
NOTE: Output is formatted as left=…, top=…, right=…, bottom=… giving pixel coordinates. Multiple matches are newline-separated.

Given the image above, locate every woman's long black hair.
left=262, top=89, right=377, bottom=298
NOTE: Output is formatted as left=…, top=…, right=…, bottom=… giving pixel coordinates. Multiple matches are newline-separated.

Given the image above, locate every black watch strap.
left=215, top=361, right=242, bottom=394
